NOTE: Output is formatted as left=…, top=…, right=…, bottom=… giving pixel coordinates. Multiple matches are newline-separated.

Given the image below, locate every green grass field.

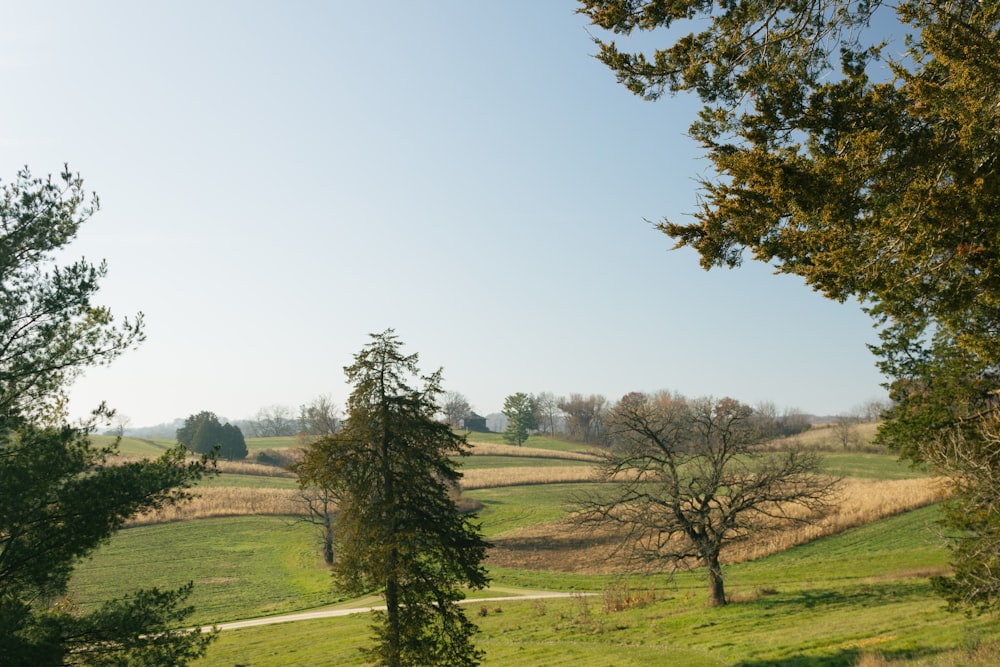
left=462, top=431, right=600, bottom=454
left=67, top=438, right=998, bottom=666
left=70, top=516, right=342, bottom=624
left=89, top=434, right=170, bottom=457
left=460, top=455, right=597, bottom=470
left=182, top=506, right=996, bottom=667
left=818, top=451, right=927, bottom=480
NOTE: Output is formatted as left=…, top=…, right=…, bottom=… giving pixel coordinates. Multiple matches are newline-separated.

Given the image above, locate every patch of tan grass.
left=466, top=441, right=601, bottom=462
left=460, top=466, right=599, bottom=490
left=128, top=487, right=304, bottom=526
left=212, top=459, right=295, bottom=478
left=487, top=476, right=950, bottom=573
left=768, top=421, right=881, bottom=451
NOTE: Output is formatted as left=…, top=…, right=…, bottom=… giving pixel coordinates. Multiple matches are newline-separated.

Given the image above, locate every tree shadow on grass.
left=734, top=646, right=947, bottom=667
left=724, top=583, right=949, bottom=666
left=741, top=579, right=934, bottom=612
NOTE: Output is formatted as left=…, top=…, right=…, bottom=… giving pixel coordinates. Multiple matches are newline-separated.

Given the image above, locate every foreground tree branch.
left=576, top=0, right=1000, bottom=611
left=0, top=167, right=214, bottom=664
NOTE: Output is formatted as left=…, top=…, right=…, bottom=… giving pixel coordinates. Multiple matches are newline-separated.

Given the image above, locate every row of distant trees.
left=229, top=398, right=341, bottom=439
left=184, top=391, right=891, bottom=456
left=442, top=390, right=836, bottom=448
left=173, top=396, right=343, bottom=460
left=441, top=391, right=619, bottom=446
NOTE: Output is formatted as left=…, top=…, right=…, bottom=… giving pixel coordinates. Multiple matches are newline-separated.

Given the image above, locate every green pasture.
left=818, top=451, right=928, bottom=480
left=88, top=434, right=169, bottom=457
left=460, top=455, right=597, bottom=470
left=70, top=516, right=341, bottom=625
left=466, top=482, right=604, bottom=537
left=462, top=430, right=599, bottom=454
left=188, top=505, right=998, bottom=667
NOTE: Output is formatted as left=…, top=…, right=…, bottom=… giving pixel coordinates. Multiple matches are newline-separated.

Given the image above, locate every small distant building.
left=462, top=412, right=489, bottom=433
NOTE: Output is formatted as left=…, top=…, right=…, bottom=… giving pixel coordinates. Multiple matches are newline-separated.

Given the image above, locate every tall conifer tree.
left=298, top=330, right=489, bottom=666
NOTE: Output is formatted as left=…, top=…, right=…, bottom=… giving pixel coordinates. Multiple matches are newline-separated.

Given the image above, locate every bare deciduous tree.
left=929, top=406, right=1000, bottom=612
left=533, top=391, right=562, bottom=435
left=252, top=404, right=297, bottom=437
left=290, top=455, right=340, bottom=566
left=580, top=392, right=838, bottom=607
left=859, top=398, right=891, bottom=423
left=558, top=393, right=608, bottom=444
left=299, top=394, right=340, bottom=437
left=440, top=391, right=471, bottom=430
left=292, top=396, right=342, bottom=564
left=831, top=413, right=859, bottom=449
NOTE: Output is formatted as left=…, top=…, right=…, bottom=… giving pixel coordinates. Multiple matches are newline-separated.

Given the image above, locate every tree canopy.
left=295, top=330, right=489, bottom=666
left=440, top=392, right=472, bottom=430
left=177, top=411, right=247, bottom=460
left=501, top=392, right=536, bottom=446
left=0, top=426, right=213, bottom=665
left=0, top=167, right=213, bottom=663
left=577, top=0, right=1000, bottom=612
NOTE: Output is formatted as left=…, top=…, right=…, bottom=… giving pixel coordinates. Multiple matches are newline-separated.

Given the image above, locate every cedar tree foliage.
left=577, top=0, right=1000, bottom=611
left=0, top=167, right=213, bottom=665
left=295, top=330, right=489, bottom=667
left=579, top=392, right=837, bottom=607
left=176, top=411, right=248, bottom=460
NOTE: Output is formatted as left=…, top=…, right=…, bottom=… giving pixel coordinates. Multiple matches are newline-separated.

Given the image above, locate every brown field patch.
left=212, top=459, right=296, bottom=477
left=487, top=476, right=949, bottom=573
left=460, top=466, right=598, bottom=490
left=128, top=487, right=304, bottom=526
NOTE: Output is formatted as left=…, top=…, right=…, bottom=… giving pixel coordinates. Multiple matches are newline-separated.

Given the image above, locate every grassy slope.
left=819, top=451, right=926, bottom=480
left=89, top=434, right=169, bottom=457
left=461, top=455, right=596, bottom=470
left=193, top=506, right=996, bottom=667
left=69, top=517, right=342, bottom=624
left=463, top=431, right=599, bottom=453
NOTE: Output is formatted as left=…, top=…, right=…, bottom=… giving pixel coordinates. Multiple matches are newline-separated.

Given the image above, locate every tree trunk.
left=707, top=554, right=727, bottom=607
left=322, top=531, right=334, bottom=566
left=385, top=573, right=401, bottom=667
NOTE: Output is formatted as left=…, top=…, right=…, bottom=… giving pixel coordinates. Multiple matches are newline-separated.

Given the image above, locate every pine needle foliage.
left=0, top=167, right=214, bottom=664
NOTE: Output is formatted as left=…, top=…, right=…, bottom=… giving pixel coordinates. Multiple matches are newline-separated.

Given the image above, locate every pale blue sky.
left=2, top=1, right=887, bottom=427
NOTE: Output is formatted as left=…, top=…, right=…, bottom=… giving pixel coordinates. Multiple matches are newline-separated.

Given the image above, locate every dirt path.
left=200, top=592, right=588, bottom=633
